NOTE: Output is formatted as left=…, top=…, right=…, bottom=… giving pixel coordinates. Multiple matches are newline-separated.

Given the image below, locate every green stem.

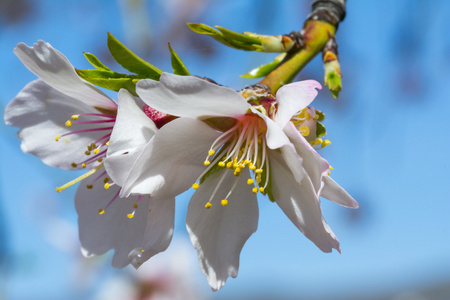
left=258, top=20, right=336, bottom=93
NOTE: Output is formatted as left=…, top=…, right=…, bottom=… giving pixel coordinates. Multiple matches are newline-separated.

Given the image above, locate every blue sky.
left=1, top=0, right=450, bottom=299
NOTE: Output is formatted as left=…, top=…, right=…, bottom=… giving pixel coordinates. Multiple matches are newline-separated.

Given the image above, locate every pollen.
left=260, top=187, right=265, bottom=193
left=255, top=169, right=263, bottom=174
left=86, top=184, right=93, bottom=189
left=133, top=202, right=138, bottom=209
left=299, top=126, right=310, bottom=136
left=321, top=140, right=332, bottom=148
left=104, top=183, right=110, bottom=189
left=71, top=115, right=79, bottom=120
left=127, top=213, right=135, bottom=219
left=71, top=163, right=77, bottom=168
left=192, top=183, right=199, bottom=189
left=103, top=177, right=110, bottom=183
left=226, top=162, right=233, bottom=169
left=221, top=199, right=228, bottom=206
left=252, top=187, right=258, bottom=194
left=218, top=161, right=226, bottom=167
left=93, top=148, right=100, bottom=154
left=204, top=160, right=211, bottom=166
left=85, top=151, right=91, bottom=155
left=106, top=141, right=110, bottom=147
left=55, top=135, right=60, bottom=141
left=249, top=164, right=256, bottom=170
left=330, top=166, right=334, bottom=170
left=247, top=178, right=254, bottom=185
left=65, top=120, right=72, bottom=127
left=208, top=149, right=215, bottom=156
left=98, top=209, right=105, bottom=215
left=82, top=163, right=86, bottom=168
left=205, top=202, right=212, bottom=209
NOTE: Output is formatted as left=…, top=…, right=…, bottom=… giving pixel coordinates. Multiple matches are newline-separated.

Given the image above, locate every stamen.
left=221, top=199, right=228, bottom=206
left=56, top=163, right=104, bottom=193
left=98, top=189, right=120, bottom=215
left=65, top=120, right=72, bottom=127
left=205, top=202, right=212, bottom=209
left=299, top=126, right=310, bottom=136
left=55, top=135, right=60, bottom=141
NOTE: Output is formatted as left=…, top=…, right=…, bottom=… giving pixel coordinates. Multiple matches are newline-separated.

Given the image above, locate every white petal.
left=321, top=176, right=359, bottom=208
left=269, top=150, right=340, bottom=253
left=75, top=180, right=148, bottom=268
left=136, top=73, right=249, bottom=118
left=283, top=122, right=329, bottom=194
left=128, top=196, right=175, bottom=268
left=280, top=144, right=305, bottom=183
left=14, top=41, right=117, bottom=110
left=251, top=108, right=291, bottom=149
left=121, top=117, right=221, bottom=198
left=104, top=89, right=157, bottom=186
left=275, top=80, right=321, bottom=128
left=186, top=170, right=258, bottom=291
left=4, top=80, right=111, bottom=170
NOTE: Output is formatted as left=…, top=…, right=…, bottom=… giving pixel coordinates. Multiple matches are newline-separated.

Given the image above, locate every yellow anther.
left=299, top=126, right=310, bottom=136
left=64, top=139, right=69, bottom=143
left=305, top=112, right=311, bottom=121
left=103, top=177, right=109, bottom=183
left=55, top=135, right=60, bottom=141
left=321, top=140, right=332, bottom=148
left=314, top=138, right=323, bottom=146
left=244, top=160, right=251, bottom=165
left=247, top=178, right=254, bottom=185
left=255, top=169, right=263, bottom=174
left=71, top=115, right=79, bottom=120
left=204, top=160, right=211, bottom=166
left=141, top=249, right=145, bottom=253
left=256, top=175, right=262, bottom=183
left=127, top=213, right=134, bottom=219
left=208, top=149, right=215, bottom=156
left=226, top=162, right=233, bottom=169
left=221, top=199, right=228, bottom=207
left=86, top=184, right=93, bottom=189
left=330, top=166, right=334, bottom=170
left=98, top=209, right=105, bottom=215
left=252, top=187, right=258, bottom=194
left=233, top=157, right=238, bottom=164
left=328, top=172, right=331, bottom=176
left=205, top=202, right=212, bottom=209
left=218, top=161, right=225, bottom=167
left=249, top=164, right=256, bottom=170
left=85, top=151, right=91, bottom=155
left=235, top=167, right=241, bottom=173
left=93, top=148, right=100, bottom=154
left=106, top=141, right=109, bottom=146
left=71, top=163, right=77, bottom=168
left=65, top=120, right=72, bottom=127
left=192, top=183, right=199, bottom=190
left=133, top=203, right=138, bottom=209
left=149, top=209, right=152, bottom=212
left=87, top=145, right=92, bottom=151
left=82, top=163, right=86, bottom=168
left=104, top=183, right=110, bottom=190
left=90, top=143, right=96, bottom=148
left=260, top=187, right=265, bottom=193
left=239, top=163, right=245, bottom=169
left=97, top=158, right=103, bottom=163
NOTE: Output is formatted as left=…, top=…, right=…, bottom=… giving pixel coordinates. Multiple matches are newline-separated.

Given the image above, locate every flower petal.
left=120, top=117, right=221, bottom=198
left=251, top=108, right=291, bottom=149
left=269, top=150, right=340, bottom=253
left=186, top=170, right=258, bottom=291
left=136, top=73, right=249, bottom=119
left=275, top=80, right=321, bottom=129
left=14, top=41, right=117, bottom=110
left=104, top=89, right=157, bottom=186
left=4, top=80, right=110, bottom=170
left=283, top=122, right=329, bottom=194
left=75, top=180, right=148, bottom=268
left=280, top=144, right=305, bottom=183
left=128, top=196, right=175, bottom=268
left=321, top=176, right=359, bottom=208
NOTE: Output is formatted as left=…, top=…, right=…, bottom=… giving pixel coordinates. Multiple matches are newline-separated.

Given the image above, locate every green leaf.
left=316, top=122, right=327, bottom=137
left=314, top=109, right=326, bottom=122
left=83, top=52, right=110, bottom=71
left=76, top=69, right=139, bottom=95
left=107, top=32, right=162, bottom=79
left=241, top=53, right=286, bottom=78
left=215, top=26, right=262, bottom=45
left=168, top=44, right=190, bottom=76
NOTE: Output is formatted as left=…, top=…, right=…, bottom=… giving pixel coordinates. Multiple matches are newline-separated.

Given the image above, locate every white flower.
left=4, top=41, right=174, bottom=268
left=105, top=73, right=358, bottom=290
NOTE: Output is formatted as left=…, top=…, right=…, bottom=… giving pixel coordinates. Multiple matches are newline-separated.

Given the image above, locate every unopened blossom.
left=104, top=73, right=357, bottom=290
left=4, top=41, right=174, bottom=268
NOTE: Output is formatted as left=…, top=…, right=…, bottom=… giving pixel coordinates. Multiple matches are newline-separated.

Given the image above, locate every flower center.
left=143, top=104, right=177, bottom=129
left=192, top=114, right=270, bottom=209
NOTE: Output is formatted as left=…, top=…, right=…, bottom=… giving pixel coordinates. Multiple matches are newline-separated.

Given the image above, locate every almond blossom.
left=104, top=73, right=358, bottom=290
left=4, top=41, right=174, bottom=268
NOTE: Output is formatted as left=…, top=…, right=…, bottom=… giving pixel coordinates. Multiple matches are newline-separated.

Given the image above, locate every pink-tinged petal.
left=136, top=73, right=249, bottom=119
left=120, top=117, right=221, bottom=198
left=186, top=170, right=258, bottom=291
left=321, top=176, right=359, bottom=208
left=275, top=80, right=321, bottom=129
left=128, top=196, right=175, bottom=268
left=269, top=150, right=340, bottom=253
left=75, top=181, right=148, bottom=268
left=14, top=41, right=117, bottom=110
left=251, top=108, right=290, bottom=149
left=104, top=89, right=157, bottom=186
left=4, top=80, right=110, bottom=170
left=283, top=122, right=329, bottom=195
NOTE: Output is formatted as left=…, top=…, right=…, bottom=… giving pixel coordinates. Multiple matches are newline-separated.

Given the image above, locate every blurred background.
left=1, top=0, right=450, bottom=299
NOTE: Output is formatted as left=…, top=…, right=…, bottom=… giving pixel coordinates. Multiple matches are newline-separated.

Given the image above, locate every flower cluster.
left=4, top=41, right=357, bottom=291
